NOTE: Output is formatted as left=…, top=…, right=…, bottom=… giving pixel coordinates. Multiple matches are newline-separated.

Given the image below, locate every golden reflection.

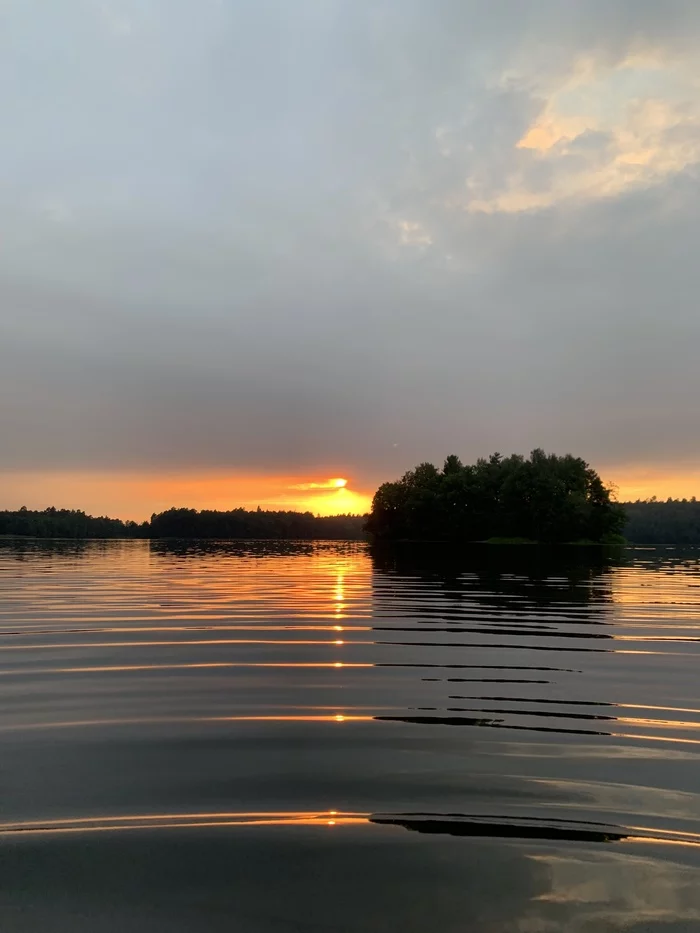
left=612, top=567, right=700, bottom=610
left=627, top=836, right=700, bottom=849
left=0, top=638, right=369, bottom=651
left=334, top=572, right=345, bottom=618
left=0, top=542, right=374, bottom=627
left=0, top=625, right=372, bottom=632
left=618, top=717, right=700, bottom=730
left=615, top=635, right=700, bottom=642
left=0, top=810, right=369, bottom=836
left=0, top=616, right=372, bottom=637
left=614, top=732, right=700, bottom=746
left=620, top=703, right=700, bottom=715
left=614, top=649, right=671, bottom=655
left=610, top=564, right=700, bottom=654
left=1, top=807, right=699, bottom=850
left=0, top=661, right=372, bottom=676
left=0, top=713, right=375, bottom=733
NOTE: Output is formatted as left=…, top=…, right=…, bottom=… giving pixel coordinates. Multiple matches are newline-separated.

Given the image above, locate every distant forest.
left=2, top=489, right=700, bottom=544
left=623, top=498, right=700, bottom=545
left=148, top=508, right=365, bottom=540
left=0, top=507, right=149, bottom=539
left=0, top=506, right=365, bottom=540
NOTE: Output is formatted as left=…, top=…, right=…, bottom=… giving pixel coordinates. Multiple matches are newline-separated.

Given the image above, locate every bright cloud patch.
left=467, top=54, right=700, bottom=213
left=291, top=479, right=349, bottom=491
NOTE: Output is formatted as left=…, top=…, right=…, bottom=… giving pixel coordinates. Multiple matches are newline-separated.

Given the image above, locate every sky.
left=2, top=0, right=700, bottom=519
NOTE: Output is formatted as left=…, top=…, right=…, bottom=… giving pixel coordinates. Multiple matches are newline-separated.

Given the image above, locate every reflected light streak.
left=334, top=571, right=345, bottom=618
left=619, top=703, right=700, bottom=715
left=0, top=638, right=368, bottom=651
left=1, top=810, right=698, bottom=849
left=0, top=810, right=369, bottom=836
left=0, top=714, right=375, bottom=733
left=0, top=625, right=372, bottom=634
left=617, top=716, right=700, bottom=730
left=0, top=661, right=373, bottom=676
left=614, top=635, right=700, bottom=643
left=614, top=732, right=700, bottom=746
left=626, top=837, right=700, bottom=849
left=612, top=649, right=667, bottom=655
left=612, top=567, right=700, bottom=608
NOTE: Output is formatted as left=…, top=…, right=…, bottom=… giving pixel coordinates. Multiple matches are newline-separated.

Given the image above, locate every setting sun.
left=0, top=469, right=373, bottom=520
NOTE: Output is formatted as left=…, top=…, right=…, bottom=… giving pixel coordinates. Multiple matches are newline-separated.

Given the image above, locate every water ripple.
left=2, top=539, right=700, bottom=885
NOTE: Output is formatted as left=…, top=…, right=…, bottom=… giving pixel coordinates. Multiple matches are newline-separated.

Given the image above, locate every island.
left=365, top=450, right=625, bottom=544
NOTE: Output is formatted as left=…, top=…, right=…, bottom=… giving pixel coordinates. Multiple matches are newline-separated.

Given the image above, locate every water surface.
left=1, top=539, right=700, bottom=931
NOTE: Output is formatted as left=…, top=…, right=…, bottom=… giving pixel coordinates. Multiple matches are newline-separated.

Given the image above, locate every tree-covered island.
left=365, top=450, right=626, bottom=544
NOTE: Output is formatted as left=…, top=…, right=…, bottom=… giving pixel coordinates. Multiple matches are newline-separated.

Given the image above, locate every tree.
left=365, top=450, right=626, bottom=543
left=622, top=498, right=700, bottom=544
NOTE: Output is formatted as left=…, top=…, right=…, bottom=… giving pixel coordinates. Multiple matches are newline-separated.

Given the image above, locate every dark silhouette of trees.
left=0, top=506, right=366, bottom=540
left=622, top=498, right=700, bottom=544
left=148, top=508, right=366, bottom=540
left=6, top=487, right=700, bottom=544
left=365, top=450, right=626, bottom=544
left=0, top=507, right=148, bottom=539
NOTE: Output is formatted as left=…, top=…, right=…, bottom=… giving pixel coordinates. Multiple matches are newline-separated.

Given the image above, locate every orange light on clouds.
left=290, top=477, right=348, bottom=491
left=0, top=470, right=372, bottom=521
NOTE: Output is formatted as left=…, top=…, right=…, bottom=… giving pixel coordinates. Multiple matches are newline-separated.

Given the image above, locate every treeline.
left=0, top=506, right=365, bottom=540
left=622, top=498, right=700, bottom=545
left=5, top=488, right=700, bottom=545
left=0, top=507, right=148, bottom=539
left=366, top=450, right=626, bottom=544
left=148, top=508, right=366, bottom=540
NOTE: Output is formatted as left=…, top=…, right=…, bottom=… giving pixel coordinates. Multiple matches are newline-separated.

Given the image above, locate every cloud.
left=396, top=220, right=433, bottom=247
left=2, top=0, right=700, bottom=504
left=467, top=52, right=700, bottom=213
left=291, top=479, right=349, bottom=491
left=95, top=1, right=133, bottom=37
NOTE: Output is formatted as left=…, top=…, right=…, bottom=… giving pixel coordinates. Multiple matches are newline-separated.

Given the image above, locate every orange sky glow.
left=1, top=463, right=698, bottom=523
left=0, top=471, right=374, bottom=521
left=606, top=465, right=700, bottom=503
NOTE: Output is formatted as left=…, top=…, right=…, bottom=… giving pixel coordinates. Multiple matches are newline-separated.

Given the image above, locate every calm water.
left=1, top=540, right=700, bottom=931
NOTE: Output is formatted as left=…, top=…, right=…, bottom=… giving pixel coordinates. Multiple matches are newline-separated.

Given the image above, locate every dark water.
left=2, top=539, right=700, bottom=931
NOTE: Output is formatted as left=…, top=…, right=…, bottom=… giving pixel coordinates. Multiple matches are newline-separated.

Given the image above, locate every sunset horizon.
left=2, top=459, right=700, bottom=523
left=4, top=4, right=700, bottom=523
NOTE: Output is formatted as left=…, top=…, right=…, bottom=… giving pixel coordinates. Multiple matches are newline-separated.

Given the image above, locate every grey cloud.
left=2, top=0, right=700, bottom=488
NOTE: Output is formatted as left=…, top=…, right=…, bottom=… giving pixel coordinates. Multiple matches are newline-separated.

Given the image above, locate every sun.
left=330, top=478, right=348, bottom=488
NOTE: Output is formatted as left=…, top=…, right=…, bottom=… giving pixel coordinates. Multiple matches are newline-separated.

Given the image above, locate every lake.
left=1, top=539, right=700, bottom=931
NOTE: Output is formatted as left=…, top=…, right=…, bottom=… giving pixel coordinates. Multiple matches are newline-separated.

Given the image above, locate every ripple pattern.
left=2, top=539, right=700, bottom=929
